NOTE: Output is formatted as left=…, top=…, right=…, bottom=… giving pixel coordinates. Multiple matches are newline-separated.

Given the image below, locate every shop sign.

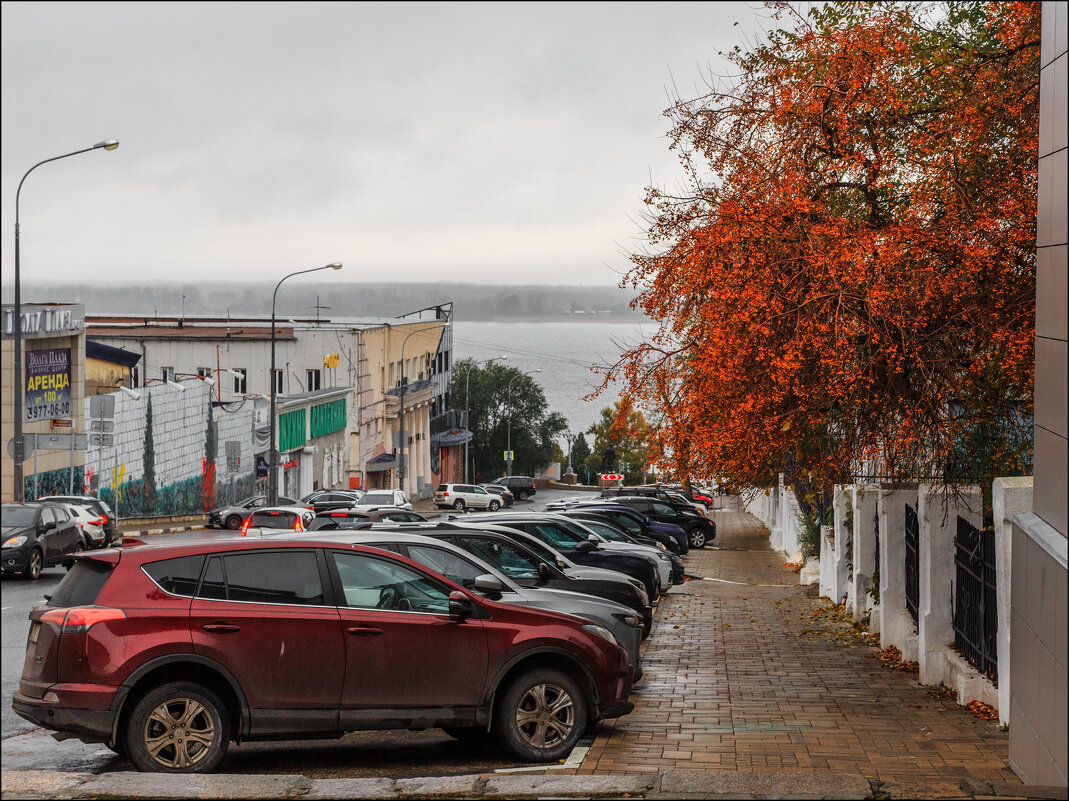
left=283, top=457, right=299, bottom=470
left=2, top=304, right=85, bottom=340
left=255, top=455, right=269, bottom=477
left=25, top=348, right=71, bottom=422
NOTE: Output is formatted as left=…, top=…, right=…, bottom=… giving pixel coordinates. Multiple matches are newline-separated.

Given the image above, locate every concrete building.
left=85, top=304, right=464, bottom=501
left=1, top=303, right=87, bottom=501
left=1009, top=1, right=1068, bottom=786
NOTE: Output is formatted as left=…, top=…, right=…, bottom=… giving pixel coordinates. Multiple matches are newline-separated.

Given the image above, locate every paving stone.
left=71, top=772, right=311, bottom=799
left=0, top=770, right=92, bottom=799
left=656, top=769, right=872, bottom=799
left=395, top=775, right=482, bottom=796
left=877, top=779, right=969, bottom=798
left=483, top=774, right=653, bottom=797
left=305, top=778, right=397, bottom=799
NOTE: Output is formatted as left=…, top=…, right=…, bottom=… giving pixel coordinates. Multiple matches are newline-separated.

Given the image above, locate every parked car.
left=365, top=522, right=653, bottom=637
left=561, top=514, right=685, bottom=585
left=299, top=490, right=366, bottom=514
left=13, top=537, right=634, bottom=770
left=480, top=484, right=515, bottom=507
left=608, top=496, right=716, bottom=549
left=349, top=490, right=412, bottom=511
left=465, top=513, right=661, bottom=601
left=207, top=495, right=297, bottom=530
left=306, top=508, right=426, bottom=531
left=239, top=506, right=315, bottom=536
left=61, top=503, right=107, bottom=548
left=434, top=483, right=500, bottom=511
left=2, top=502, right=87, bottom=579
left=554, top=501, right=689, bottom=554
left=310, top=530, right=645, bottom=680
left=548, top=514, right=675, bottom=594
left=489, top=476, right=537, bottom=501
left=37, top=495, right=121, bottom=546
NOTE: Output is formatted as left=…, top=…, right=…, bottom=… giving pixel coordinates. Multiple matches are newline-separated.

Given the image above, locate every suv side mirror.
left=448, top=590, right=475, bottom=619
left=39, top=519, right=56, bottom=533
left=575, top=540, right=595, bottom=553
left=473, top=574, right=503, bottom=600
left=538, top=561, right=552, bottom=582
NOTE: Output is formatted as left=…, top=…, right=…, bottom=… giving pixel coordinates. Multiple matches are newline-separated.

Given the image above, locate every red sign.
left=600, top=473, right=624, bottom=481
left=51, top=418, right=74, bottom=428
left=283, top=458, right=299, bottom=470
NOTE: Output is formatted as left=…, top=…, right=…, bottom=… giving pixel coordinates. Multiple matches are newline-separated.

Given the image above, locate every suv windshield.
left=2, top=505, right=38, bottom=526
left=361, top=492, right=395, bottom=505
left=248, top=510, right=299, bottom=528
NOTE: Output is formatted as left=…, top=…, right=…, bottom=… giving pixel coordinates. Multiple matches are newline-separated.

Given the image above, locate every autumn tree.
left=605, top=1, right=1039, bottom=494
left=587, top=400, right=656, bottom=485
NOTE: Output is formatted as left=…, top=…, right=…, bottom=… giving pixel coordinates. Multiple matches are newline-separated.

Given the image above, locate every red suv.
left=13, top=539, right=633, bottom=772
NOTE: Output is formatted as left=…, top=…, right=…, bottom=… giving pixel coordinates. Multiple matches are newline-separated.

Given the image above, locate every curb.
left=122, top=526, right=202, bottom=538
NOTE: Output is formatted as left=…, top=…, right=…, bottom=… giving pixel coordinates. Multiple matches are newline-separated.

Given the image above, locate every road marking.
left=494, top=744, right=589, bottom=773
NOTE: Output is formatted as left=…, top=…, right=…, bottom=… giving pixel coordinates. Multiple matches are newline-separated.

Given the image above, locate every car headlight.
left=581, top=623, right=619, bottom=648
left=613, top=612, right=642, bottom=628
left=658, top=543, right=667, bottom=550
left=3, top=535, right=28, bottom=548
left=655, top=552, right=670, bottom=561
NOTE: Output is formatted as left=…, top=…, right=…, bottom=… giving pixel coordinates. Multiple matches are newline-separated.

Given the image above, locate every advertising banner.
left=25, top=348, right=72, bottom=422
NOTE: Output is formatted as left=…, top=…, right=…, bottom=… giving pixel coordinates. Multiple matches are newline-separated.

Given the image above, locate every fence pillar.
left=850, top=485, right=878, bottom=623
left=878, top=485, right=919, bottom=662
left=832, top=485, right=852, bottom=605
left=993, top=477, right=1032, bottom=726
left=820, top=523, right=835, bottom=599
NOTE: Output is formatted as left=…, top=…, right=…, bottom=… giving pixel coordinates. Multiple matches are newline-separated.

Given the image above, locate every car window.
left=248, top=510, right=300, bottom=528
left=436, top=484, right=448, bottom=492
left=404, top=544, right=484, bottom=588
left=144, top=555, right=207, bottom=597
left=205, top=551, right=324, bottom=605
left=360, top=492, right=394, bottom=505
left=511, top=535, right=560, bottom=563
left=650, top=501, right=676, bottom=516
left=456, top=536, right=542, bottom=580
left=330, top=551, right=450, bottom=613
left=473, top=487, right=487, bottom=495
left=51, top=507, right=71, bottom=523
left=48, top=560, right=114, bottom=607
left=39, top=507, right=55, bottom=526
left=582, top=520, right=628, bottom=541
left=528, top=522, right=582, bottom=547
left=3, top=506, right=37, bottom=526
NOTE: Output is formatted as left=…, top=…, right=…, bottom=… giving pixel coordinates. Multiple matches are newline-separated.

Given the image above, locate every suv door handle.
left=202, top=623, right=241, bottom=633
left=347, top=626, right=383, bottom=637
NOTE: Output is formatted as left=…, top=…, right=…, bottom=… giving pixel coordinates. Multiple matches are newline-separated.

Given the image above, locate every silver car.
left=306, top=531, right=645, bottom=680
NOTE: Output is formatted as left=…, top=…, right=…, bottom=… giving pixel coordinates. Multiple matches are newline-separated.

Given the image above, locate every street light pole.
left=464, top=355, right=506, bottom=484
left=395, top=325, right=444, bottom=494
left=11, top=139, right=119, bottom=502
left=268, top=262, right=342, bottom=505
left=505, top=368, right=541, bottom=477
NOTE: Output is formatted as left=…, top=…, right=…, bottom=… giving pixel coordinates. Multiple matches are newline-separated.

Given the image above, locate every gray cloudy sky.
left=2, top=2, right=771, bottom=288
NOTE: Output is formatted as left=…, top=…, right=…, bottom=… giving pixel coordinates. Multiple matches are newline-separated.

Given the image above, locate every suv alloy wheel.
left=453, top=499, right=466, bottom=510
left=688, top=527, right=706, bottom=549
left=125, top=681, right=230, bottom=773
left=24, top=548, right=43, bottom=580
left=495, top=668, right=586, bottom=762
left=488, top=499, right=501, bottom=511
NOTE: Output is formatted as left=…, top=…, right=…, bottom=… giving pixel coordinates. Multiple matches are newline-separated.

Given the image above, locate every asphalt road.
left=1, top=488, right=599, bottom=777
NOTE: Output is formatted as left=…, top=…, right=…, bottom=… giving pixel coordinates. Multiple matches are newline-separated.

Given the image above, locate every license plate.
left=29, top=622, right=41, bottom=644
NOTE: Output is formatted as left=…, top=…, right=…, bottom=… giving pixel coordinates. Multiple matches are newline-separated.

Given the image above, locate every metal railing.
left=953, top=516, right=998, bottom=684
left=904, top=503, right=919, bottom=623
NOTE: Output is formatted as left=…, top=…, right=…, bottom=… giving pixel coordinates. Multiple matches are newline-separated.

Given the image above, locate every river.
left=451, top=318, right=660, bottom=436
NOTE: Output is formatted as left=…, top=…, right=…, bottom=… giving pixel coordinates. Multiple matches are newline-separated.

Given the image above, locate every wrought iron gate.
left=953, top=516, right=998, bottom=683
left=905, top=503, right=919, bottom=623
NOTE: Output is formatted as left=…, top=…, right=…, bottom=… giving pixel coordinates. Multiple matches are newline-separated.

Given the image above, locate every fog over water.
left=451, top=319, right=659, bottom=436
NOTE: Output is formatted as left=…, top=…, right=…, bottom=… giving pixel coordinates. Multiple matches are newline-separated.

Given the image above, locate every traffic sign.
left=503, top=450, right=514, bottom=462
left=600, top=473, right=624, bottom=481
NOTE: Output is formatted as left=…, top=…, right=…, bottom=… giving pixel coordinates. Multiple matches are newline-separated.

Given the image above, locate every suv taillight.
left=40, top=607, right=126, bottom=632
left=240, top=517, right=252, bottom=536
left=98, top=514, right=109, bottom=525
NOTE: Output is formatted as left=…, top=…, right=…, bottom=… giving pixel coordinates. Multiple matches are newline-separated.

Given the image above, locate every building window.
left=233, top=368, right=247, bottom=394
left=131, top=366, right=140, bottom=388
left=273, top=369, right=283, bottom=394
left=444, top=350, right=450, bottom=371
left=388, top=362, right=394, bottom=387
left=306, top=369, right=321, bottom=391
left=162, top=367, right=175, bottom=382
left=197, top=367, right=212, bottom=378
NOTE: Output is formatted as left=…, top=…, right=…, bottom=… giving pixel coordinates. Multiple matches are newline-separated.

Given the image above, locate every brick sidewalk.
left=569, top=500, right=1022, bottom=794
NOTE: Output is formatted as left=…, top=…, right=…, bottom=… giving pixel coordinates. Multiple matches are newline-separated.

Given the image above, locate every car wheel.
left=453, top=499, right=466, bottom=511
left=64, top=540, right=85, bottom=570
left=688, top=527, right=706, bottom=549
left=225, top=515, right=243, bottom=530
left=488, top=500, right=501, bottom=511
left=517, top=490, right=529, bottom=501
left=125, top=681, right=230, bottom=773
left=23, top=548, right=43, bottom=580
left=494, top=668, right=586, bottom=763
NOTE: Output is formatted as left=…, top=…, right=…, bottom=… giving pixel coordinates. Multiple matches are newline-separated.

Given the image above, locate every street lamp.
left=506, top=369, right=541, bottom=477
left=464, top=355, right=507, bottom=484
left=396, top=324, right=445, bottom=493
left=11, top=139, right=119, bottom=501
left=268, top=262, right=342, bottom=505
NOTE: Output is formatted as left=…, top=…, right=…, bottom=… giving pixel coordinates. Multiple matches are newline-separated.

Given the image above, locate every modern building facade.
left=1009, top=1, right=1068, bottom=786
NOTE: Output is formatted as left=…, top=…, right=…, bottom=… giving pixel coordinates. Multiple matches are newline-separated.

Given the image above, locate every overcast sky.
left=2, top=2, right=774, bottom=288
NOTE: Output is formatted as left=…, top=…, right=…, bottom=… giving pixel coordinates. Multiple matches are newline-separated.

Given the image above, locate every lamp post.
left=506, top=369, right=541, bottom=477
left=464, top=355, right=507, bottom=484
left=268, top=262, right=342, bottom=505
left=11, top=139, right=119, bottom=502
left=395, top=324, right=444, bottom=493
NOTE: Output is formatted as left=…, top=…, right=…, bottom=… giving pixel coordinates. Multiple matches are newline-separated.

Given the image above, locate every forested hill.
left=3, top=282, right=644, bottom=322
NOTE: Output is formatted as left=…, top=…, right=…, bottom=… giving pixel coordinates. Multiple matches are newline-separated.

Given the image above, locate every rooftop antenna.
left=310, top=295, right=331, bottom=323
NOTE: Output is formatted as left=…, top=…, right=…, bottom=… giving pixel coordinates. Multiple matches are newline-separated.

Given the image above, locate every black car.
left=299, top=490, right=366, bottom=514
left=608, top=496, right=716, bottom=549
left=1, top=502, right=87, bottom=579
left=469, top=513, right=660, bottom=601
left=561, top=506, right=685, bottom=555
left=563, top=514, right=685, bottom=585
left=208, top=495, right=297, bottom=529
left=489, top=476, right=537, bottom=501
left=364, top=522, right=654, bottom=637
left=37, top=495, right=121, bottom=546
left=480, top=484, right=516, bottom=507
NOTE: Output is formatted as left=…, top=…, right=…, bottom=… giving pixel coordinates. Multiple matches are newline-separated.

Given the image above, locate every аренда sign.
left=25, top=348, right=72, bottom=422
